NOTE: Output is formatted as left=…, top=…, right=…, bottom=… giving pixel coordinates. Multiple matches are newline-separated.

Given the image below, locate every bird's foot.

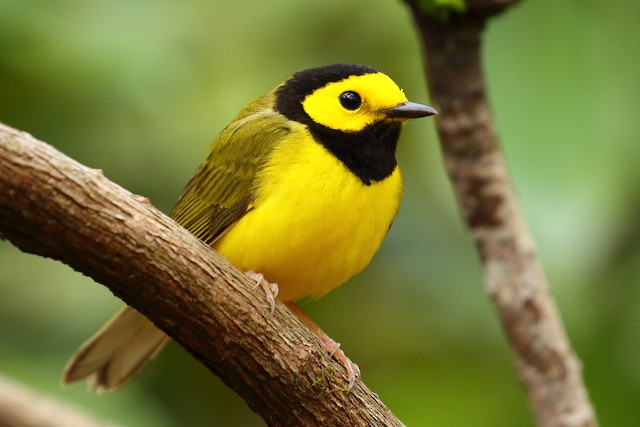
left=246, top=271, right=279, bottom=315
left=320, top=335, right=360, bottom=390
left=285, top=302, right=360, bottom=390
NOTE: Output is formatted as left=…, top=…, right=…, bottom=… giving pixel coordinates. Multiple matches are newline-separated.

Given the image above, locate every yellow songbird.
left=62, top=63, right=437, bottom=391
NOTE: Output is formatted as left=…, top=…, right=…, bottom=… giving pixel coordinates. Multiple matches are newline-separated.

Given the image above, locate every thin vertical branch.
left=403, top=2, right=598, bottom=426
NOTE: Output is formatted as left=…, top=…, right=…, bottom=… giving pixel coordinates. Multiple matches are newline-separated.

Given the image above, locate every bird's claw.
left=321, top=335, right=360, bottom=390
left=284, top=301, right=360, bottom=390
left=246, top=271, right=278, bottom=315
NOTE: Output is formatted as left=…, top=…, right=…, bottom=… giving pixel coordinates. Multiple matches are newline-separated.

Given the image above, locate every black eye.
left=339, top=91, right=362, bottom=110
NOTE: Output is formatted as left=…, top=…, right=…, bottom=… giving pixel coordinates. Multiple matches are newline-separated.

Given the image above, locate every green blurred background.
left=1, top=0, right=639, bottom=425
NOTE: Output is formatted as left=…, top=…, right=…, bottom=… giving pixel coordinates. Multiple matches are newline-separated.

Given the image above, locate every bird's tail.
left=62, top=306, right=168, bottom=392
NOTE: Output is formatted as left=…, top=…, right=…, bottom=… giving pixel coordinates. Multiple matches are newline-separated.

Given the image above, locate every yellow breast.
left=212, top=127, right=402, bottom=301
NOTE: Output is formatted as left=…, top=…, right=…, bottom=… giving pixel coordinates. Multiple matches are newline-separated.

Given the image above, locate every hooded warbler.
left=63, top=63, right=437, bottom=391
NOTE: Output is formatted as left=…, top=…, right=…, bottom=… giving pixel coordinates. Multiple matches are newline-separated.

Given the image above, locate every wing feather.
left=170, top=105, right=291, bottom=244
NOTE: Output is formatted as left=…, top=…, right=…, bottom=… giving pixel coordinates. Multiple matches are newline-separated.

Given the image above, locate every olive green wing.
left=170, top=108, right=291, bottom=245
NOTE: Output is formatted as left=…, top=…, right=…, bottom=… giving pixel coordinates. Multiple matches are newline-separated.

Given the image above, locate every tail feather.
left=62, top=306, right=169, bottom=392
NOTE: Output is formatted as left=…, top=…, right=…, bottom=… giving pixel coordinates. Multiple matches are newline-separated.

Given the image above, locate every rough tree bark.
left=403, top=1, right=599, bottom=426
left=0, top=123, right=404, bottom=426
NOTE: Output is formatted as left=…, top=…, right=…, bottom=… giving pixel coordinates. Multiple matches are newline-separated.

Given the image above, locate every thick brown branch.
left=403, top=2, right=598, bottom=427
left=0, top=123, right=403, bottom=426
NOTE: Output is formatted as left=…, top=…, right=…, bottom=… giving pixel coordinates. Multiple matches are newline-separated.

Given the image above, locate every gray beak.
left=382, top=101, right=438, bottom=119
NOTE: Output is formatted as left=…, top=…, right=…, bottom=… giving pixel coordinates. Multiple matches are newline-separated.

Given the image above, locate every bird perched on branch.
left=62, top=63, right=437, bottom=391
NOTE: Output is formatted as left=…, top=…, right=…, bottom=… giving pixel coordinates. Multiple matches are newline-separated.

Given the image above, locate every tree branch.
left=0, top=373, right=122, bottom=427
left=403, top=2, right=598, bottom=426
left=0, top=123, right=404, bottom=426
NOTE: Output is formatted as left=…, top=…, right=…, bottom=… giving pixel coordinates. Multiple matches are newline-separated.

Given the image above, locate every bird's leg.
left=245, top=271, right=279, bottom=315
left=242, top=274, right=359, bottom=388
left=284, top=301, right=360, bottom=390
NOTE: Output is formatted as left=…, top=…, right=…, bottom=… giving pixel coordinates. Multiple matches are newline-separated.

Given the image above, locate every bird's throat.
left=309, top=121, right=400, bottom=185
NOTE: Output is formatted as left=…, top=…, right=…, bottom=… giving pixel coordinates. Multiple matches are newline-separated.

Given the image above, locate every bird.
left=62, top=63, right=437, bottom=392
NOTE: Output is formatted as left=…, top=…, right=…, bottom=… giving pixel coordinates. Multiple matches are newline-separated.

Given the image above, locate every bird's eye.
left=339, top=91, right=362, bottom=110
